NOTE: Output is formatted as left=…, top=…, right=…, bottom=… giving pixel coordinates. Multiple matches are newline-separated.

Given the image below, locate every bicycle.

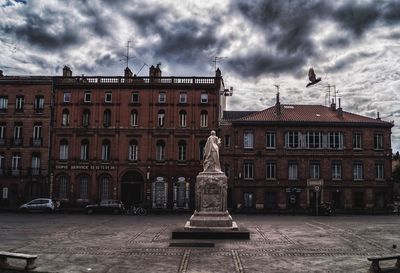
left=126, top=205, right=147, bottom=216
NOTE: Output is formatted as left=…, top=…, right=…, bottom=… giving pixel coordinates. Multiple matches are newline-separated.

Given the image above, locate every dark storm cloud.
left=228, top=0, right=400, bottom=77
left=125, top=7, right=224, bottom=69
left=4, top=11, right=82, bottom=51
left=324, top=51, right=377, bottom=73
left=77, top=1, right=112, bottom=37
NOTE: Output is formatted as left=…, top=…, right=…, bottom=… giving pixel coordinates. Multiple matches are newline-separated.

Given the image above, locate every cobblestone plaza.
left=1, top=213, right=400, bottom=272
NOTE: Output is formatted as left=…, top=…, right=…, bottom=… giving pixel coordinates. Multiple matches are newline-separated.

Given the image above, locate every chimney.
left=337, top=98, right=343, bottom=118
left=149, top=64, right=162, bottom=82
left=275, top=92, right=281, bottom=116
left=0, top=70, right=3, bottom=77
left=155, top=63, right=162, bottom=77
left=62, top=66, right=72, bottom=77
left=124, top=67, right=133, bottom=77
left=215, top=68, right=221, bottom=77
left=330, top=98, right=336, bottom=111
left=377, top=112, right=381, bottom=120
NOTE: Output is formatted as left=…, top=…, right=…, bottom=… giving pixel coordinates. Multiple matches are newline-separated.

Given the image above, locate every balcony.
left=10, top=138, right=23, bottom=146
left=0, top=138, right=6, bottom=145
left=31, top=138, right=43, bottom=147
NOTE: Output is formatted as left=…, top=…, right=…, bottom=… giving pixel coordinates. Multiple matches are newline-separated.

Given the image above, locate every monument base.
left=186, top=211, right=237, bottom=229
left=171, top=227, right=250, bottom=240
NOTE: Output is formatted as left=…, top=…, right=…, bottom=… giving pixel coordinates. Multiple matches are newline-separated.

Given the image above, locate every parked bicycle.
left=126, top=205, right=147, bottom=216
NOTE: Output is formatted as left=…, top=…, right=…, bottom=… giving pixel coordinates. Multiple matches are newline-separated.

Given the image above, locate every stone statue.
left=203, top=130, right=222, bottom=172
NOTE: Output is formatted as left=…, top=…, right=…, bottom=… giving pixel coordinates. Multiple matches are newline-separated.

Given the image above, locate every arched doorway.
left=121, top=170, right=144, bottom=207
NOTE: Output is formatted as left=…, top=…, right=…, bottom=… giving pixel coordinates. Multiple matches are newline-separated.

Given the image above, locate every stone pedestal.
left=185, top=171, right=237, bottom=230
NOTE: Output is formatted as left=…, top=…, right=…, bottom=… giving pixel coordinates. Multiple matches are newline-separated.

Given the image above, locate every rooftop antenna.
left=333, top=85, right=339, bottom=104
left=212, top=56, right=227, bottom=71
left=121, top=40, right=134, bottom=68
left=136, top=63, right=149, bottom=75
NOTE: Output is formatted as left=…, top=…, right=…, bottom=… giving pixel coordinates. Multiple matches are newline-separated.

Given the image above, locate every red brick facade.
left=220, top=99, right=393, bottom=212
left=0, top=77, right=52, bottom=207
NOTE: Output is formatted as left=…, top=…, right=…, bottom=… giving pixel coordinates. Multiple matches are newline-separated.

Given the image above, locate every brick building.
left=0, top=73, right=52, bottom=207
left=220, top=94, right=393, bottom=212
left=51, top=65, right=227, bottom=209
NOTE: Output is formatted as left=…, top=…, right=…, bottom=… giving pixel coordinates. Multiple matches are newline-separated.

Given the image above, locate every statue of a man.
left=203, top=130, right=222, bottom=172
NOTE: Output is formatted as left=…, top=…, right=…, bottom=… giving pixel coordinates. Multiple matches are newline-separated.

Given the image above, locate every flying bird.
left=306, top=68, right=321, bottom=87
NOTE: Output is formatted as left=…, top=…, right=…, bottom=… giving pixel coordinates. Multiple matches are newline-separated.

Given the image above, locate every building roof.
left=225, top=104, right=393, bottom=127
left=222, top=111, right=258, bottom=120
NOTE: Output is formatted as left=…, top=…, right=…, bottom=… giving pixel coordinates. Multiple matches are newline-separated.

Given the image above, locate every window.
left=14, top=123, right=22, bottom=140
left=374, top=133, right=383, bottom=150
left=131, top=110, right=138, bottom=126
left=33, top=124, right=42, bottom=139
left=34, top=95, right=44, bottom=112
left=179, top=110, right=187, bottom=127
left=200, top=93, right=208, bottom=103
left=332, top=161, right=342, bottom=180
left=0, top=123, right=5, bottom=141
left=244, top=131, right=254, bottom=149
left=61, top=109, right=69, bottom=126
left=105, top=92, right=112, bottom=103
left=63, top=92, right=70, bottom=103
left=353, top=132, right=362, bottom=149
left=285, top=131, right=300, bottom=148
left=179, top=92, right=187, bottom=103
left=306, top=131, right=323, bottom=149
left=288, top=162, right=298, bottom=180
left=59, top=176, right=68, bottom=199
left=84, top=92, right=91, bottom=102
left=158, top=92, right=166, bottom=103
left=199, top=140, right=206, bottom=160
left=15, top=95, right=24, bottom=112
left=309, top=162, right=320, bottom=179
left=79, top=176, right=89, bottom=199
left=375, top=163, right=384, bottom=180
left=266, top=161, right=276, bottom=180
left=101, top=139, right=111, bottom=161
left=200, top=111, right=208, bottom=127
left=0, top=154, right=4, bottom=170
left=243, top=161, right=254, bottom=180
left=99, top=176, right=110, bottom=200
left=156, top=140, right=165, bottom=161
left=178, top=140, right=186, bottom=161
left=244, top=192, right=254, bottom=208
left=328, top=132, right=343, bottom=149
left=129, top=140, right=138, bottom=161
left=131, top=92, right=139, bottom=103
left=224, top=135, right=230, bottom=148
left=266, top=131, right=276, bottom=149
left=157, top=110, right=165, bottom=127
left=103, top=109, right=111, bottom=127
left=80, top=139, right=89, bottom=161
left=82, top=109, right=90, bottom=127
left=60, top=139, right=69, bottom=160
left=12, top=154, right=21, bottom=170
left=0, top=96, right=8, bottom=111
left=353, top=162, right=363, bottom=180
left=31, top=154, right=40, bottom=171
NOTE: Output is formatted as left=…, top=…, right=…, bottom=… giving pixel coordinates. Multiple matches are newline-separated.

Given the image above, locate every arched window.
left=59, top=175, right=68, bottom=199
left=178, top=140, right=186, bottom=161
left=82, top=109, right=90, bottom=127
left=200, top=110, right=208, bottom=127
left=129, top=139, right=138, bottom=161
left=179, top=110, right=187, bottom=127
left=157, top=110, right=165, bottom=127
left=103, top=109, right=111, bottom=127
left=131, top=110, right=138, bottom=126
left=99, top=176, right=110, bottom=200
left=60, top=139, right=69, bottom=160
left=79, top=176, right=89, bottom=199
left=61, top=109, right=69, bottom=126
left=101, top=139, right=111, bottom=161
left=156, top=140, right=165, bottom=161
left=199, top=140, right=206, bottom=160
left=80, top=139, right=89, bottom=161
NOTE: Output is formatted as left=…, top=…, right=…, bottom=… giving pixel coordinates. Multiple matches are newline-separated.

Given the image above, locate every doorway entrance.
left=121, top=171, right=144, bottom=207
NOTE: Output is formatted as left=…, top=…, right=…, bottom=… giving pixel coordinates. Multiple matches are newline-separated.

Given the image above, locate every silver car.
left=19, top=198, right=55, bottom=213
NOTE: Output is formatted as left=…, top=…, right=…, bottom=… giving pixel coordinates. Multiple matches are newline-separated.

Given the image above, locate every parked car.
left=85, top=200, right=125, bottom=214
left=19, top=198, right=55, bottom=213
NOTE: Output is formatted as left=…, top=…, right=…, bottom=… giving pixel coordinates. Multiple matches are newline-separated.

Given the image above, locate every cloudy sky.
left=1, top=0, right=400, bottom=151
